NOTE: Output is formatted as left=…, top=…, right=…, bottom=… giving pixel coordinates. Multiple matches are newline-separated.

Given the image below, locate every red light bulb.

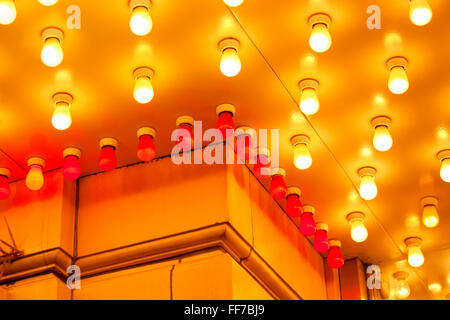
left=63, top=155, right=81, bottom=181
left=0, top=175, right=10, bottom=200
left=327, top=241, right=344, bottom=269
left=314, top=229, right=329, bottom=253
left=217, top=112, right=235, bottom=140
left=137, top=134, right=156, bottom=162
left=236, top=129, right=254, bottom=162
left=253, top=149, right=271, bottom=180
left=286, top=187, right=303, bottom=218
left=270, top=169, right=287, bottom=200
left=99, top=146, right=117, bottom=172
left=299, top=211, right=316, bottom=236
left=216, top=104, right=236, bottom=141
left=178, top=124, right=194, bottom=150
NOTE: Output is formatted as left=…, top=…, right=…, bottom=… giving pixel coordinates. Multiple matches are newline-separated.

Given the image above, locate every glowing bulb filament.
left=309, top=23, right=332, bottom=53
left=300, top=88, right=319, bottom=115
left=388, top=66, right=409, bottom=94
left=359, top=175, right=377, bottom=200
left=293, top=143, right=312, bottom=170
left=220, top=48, right=241, bottom=77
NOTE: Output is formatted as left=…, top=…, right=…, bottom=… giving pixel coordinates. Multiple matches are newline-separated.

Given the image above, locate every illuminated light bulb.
left=346, top=212, right=368, bottom=243
left=327, top=240, right=344, bottom=269
left=216, top=104, right=236, bottom=140
left=405, top=237, right=424, bottom=268
left=0, top=168, right=11, bottom=200
left=235, top=126, right=255, bottom=163
left=409, top=0, right=432, bottom=26
left=26, top=157, right=46, bottom=191
left=253, top=148, right=271, bottom=180
left=393, top=272, right=410, bottom=299
left=358, top=167, right=378, bottom=200
left=421, top=196, right=439, bottom=228
left=176, top=116, right=195, bottom=152
left=291, top=134, right=312, bottom=170
left=38, top=0, right=58, bottom=6
left=133, top=67, right=155, bottom=104
left=270, top=168, right=287, bottom=201
left=63, top=147, right=81, bottom=181
left=286, top=187, right=303, bottom=218
left=300, top=205, right=316, bottom=236
left=0, top=0, right=15, bottom=25
left=41, top=27, right=64, bottom=67
left=371, top=116, right=393, bottom=152
left=308, top=13, right=332, bottom=53
left=437, top=149, right=450, bottom=183
left=137, top=127, right=157, bottom=162
left=51, top=92, right=73, bottom=131
left=223, top=0, right=243, bottom=7
left=298, top=79, right=320, bottom=115
left=386, top=56, right=409, bottom=95
left=99, top=138, right=118, bottom=172
left=219, top=38, right=241, bottom=77
left=314, top=223, right=329, bottom=253
left=129, top=0, right=152, bottom=36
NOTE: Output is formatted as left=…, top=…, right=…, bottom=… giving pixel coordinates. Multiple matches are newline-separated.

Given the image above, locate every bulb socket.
left=421, top=196, right=438, bottom=208
left=129, top=0, right=151, bottom=11
left=328, top=239, right=341, bottom=248
left=41, top=27, right=64, bottom=43
left=271, top=168, right=286, bottom=178
left=0, top=168, right=11, bottom=179
left=404, top=236, right=422, bottom=247
left=53, top=92, right=73, bottom=106
left=303, top=205, right=315, bottom=215
left=358, top=166, right=377, bottom=178
left=346, top=211, right=365, bottom=223
left=298, top=78, right=319, bottom=92
left=437, top=149, right=450, bottom=162
left=133, top=66, right=154, bottom=80
left=308, top=13, right=331, bottom=28
left=315, top=222, right=328, bottom=232
left=137, top=127, right=156, bottom=139
left=216, top=104, right=236, bottom=117
left=100, top=138, right=118, bottom=150
left=176, top=116, right=195, bottom=127
left=290, top=134, right=310, bottom=147
left=286, top=186, right=301, bottom=197
left=386, top=56, right=408, bottom=71
left=63, top=147, right=81, bottom=159
left=218, top=38, right=240, bottom=53
left=28, top=157, right=46, bottom=168
left=371, top=115, right=392, bottom=129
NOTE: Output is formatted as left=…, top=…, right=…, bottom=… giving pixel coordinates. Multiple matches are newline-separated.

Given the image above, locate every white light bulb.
left=410, top=0, right=432, bottom=26
left=293, top=143, right=312, bottom=170
left=220, top=48, right=241, bottom=77
left=223, top=0, right=244, bottom=7
left=134, top=76, right=154, bottom=104
left=359, top=175, right=377, bottom=200
left=408, top=245, right=424, bottom=267
left=373, top=125, right=393, bottom=152
left=38, top=0, right=58, bottom=6
left=300, top=88, right=319, bottom=115
left=0, top=0, right=16, bottom=25
left=309, top=23, right=332, bottom=53
left=440, top=158, right=450, bottom=182
left=130, top=6, right=152, bottom=36
left=41, top=37, right=63, bottom=67
left=388, top=66, right=409, bottom=94
left=52, top=102, right=71, bottom=130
